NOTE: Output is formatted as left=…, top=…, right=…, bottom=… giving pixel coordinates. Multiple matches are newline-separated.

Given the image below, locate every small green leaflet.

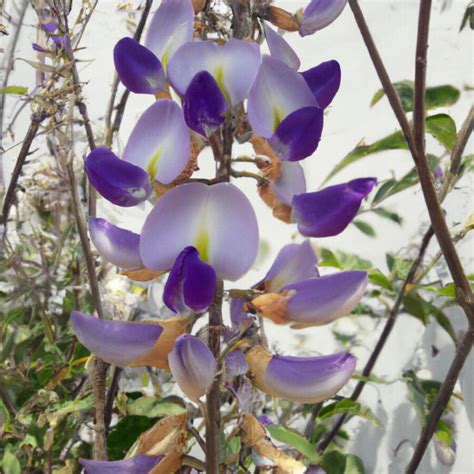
left=352, top=220, right=376, bottom=237
left=321, top=451, right=366, bottom=474
left=426, top=114, right=457, bottom=150
left=126, top=397, right=186, bottom=418
left=318, top=399, right=382, bottom=427
left=368, top=270, right=393, bottom=291
left=0, top=86, right=28, bottom=95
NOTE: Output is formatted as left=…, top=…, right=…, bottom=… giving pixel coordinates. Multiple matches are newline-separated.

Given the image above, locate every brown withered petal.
left=258, top=185, right=293, bottom=224
left=192, top=0, right=206, bottom=14
left=241, top=413, right=306, bottom=473
left=266, top=6, right=300, bottom=32
left=131, top=317, right=190, bottom=370
left=128, top=413, right=187, bottom=474
left=250, top=135, right=282, bottom=182
left=120, top=267, right=165, bottom=282
left=250, top=290, right=294, bottom=324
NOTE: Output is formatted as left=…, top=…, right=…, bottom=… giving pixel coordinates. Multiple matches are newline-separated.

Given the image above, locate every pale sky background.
left=1, top=1, right=473, bottom=472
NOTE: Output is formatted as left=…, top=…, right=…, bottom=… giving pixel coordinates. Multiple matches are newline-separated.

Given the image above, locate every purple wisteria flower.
left=246, top=345, right=356, bottom=403
left=301, top=60, right=342, bottom=109
left=164, top=246, right=216, bottom=314
left=271, top=161, right=307, bottom=207
left=292, top=177, right=377, bottom=237
left=298, top=0, right=349, bottom=37
left=167, top=38, right=261, bottom=105
left=264, top=23, right=301, bottom=70
left=168, top=334, right=217, bottom=402
left=140, top=182, right=259, bottom=280
left=79, top=454, right=163, bottom=474
left=89, top=217, right=142, bottom=271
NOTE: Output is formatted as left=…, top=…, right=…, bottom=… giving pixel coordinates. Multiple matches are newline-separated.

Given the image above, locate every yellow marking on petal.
left=147, top=149, right=162, bottom=180
left=213, top=65, right=231, bottom=104
left=272, top=106, right=284, bottom=131
left=194, top=230, right=209, bottom=263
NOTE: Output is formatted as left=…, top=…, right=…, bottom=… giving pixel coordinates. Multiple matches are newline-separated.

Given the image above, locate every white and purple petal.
left=299, top=0, right=348, bottom=37
left=167, top=38, right=261, bottom=105
left=145, top=0, right=194, bottom=66
left=79, top=455, right=163, bottom=474
left=263, top=241, right=318, bottom=293
left=140, top=182, right=259, bottom=281
left=283, top=270, right=368, bottom=326
left=164, top=246, right=216, bottom=314
left=183, top=71, right=227, bottom=136
left=85, top=148, right=152, bottom=207
left=301, top=60, right=341, bottom=109
left=168, top=334, right=217, bottom=402
left=268, top=106, right=323, bottom=161
left=246, top=345, right=356, bottom=403
left=89, top=217, right=142, bottom=270
left=292, top=178, right=377, bottom=237
left=264, top=23, right=300, bottom=70
left=122, top=99, right=190, bottom=184
left=247, top=55, right=317, bottom=138
left=225, top=349, right=249, bottom=377
left=271, top=161, right=307, bottom=206
left=71, top=311, right=163, bottom=367
left=113, top=37, right=166, bottom=94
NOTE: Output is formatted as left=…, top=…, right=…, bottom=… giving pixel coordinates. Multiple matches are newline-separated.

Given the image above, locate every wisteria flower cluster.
left=73, top=0, right=376, bottom=471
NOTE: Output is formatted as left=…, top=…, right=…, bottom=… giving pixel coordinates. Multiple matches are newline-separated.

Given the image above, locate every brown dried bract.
left=120, top=268, right=165, bottom=282
left=250, top=290, right=295, bottom=325
left=192, top=0, right=206, bottom=14
left=258, top=185, right=292, bottom=224
left=266, top=6, right=300, bottom=32
left=241, top=413, right=306, bottom=473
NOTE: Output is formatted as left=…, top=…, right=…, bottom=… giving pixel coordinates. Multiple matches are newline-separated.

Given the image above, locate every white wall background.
left=1, top=1, right=473, bottom=472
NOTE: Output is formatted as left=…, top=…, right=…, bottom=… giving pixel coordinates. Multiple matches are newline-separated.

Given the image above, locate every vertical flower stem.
left=206, top=280, right=224, bottom=474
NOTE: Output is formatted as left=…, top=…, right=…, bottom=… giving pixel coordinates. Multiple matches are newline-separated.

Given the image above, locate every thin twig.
left=405, top=327, right=473, bottom=473
left=318, top=226, right=435, bottom=452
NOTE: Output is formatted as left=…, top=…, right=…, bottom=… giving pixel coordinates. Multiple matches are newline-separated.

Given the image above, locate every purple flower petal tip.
left=122, top=99, right=190, bottom=185
left=230, top=297, right=253, bottom=329
left=140, top=182, right=259, bottom=281
left=299, top=0, right=348, bottom=37
left=292, top=177, right=377, bottom=237
left=79, top=454, right=163, bottom=473
left=225, top=349, right=249, bottom=377
left=263, top=241, right=318, bottom=293
left=168, top=334, right=217, bottom=402
left=164, top=246, right=217, bottom=314
left=264, top=23, right=300, bottom=70
left=248, top=55, right=316, bottom=138
left=271, top=161, right=307, bottom=206
left=283, top=270, right=368, bottom=327
left=269, top=106, right=324, bottom=161
left=246, top=345, right=356, bottom=403
left=85, top=147, right=152, bottom=207
left=113, top=37, right=166, bottom=94
left=183, top=71, right=227, bottom=136
left=89, top=218, right=142, bottom=270
left=71, top=311, right=163, bottom=367
left=301, top=60, right=341, bottom=109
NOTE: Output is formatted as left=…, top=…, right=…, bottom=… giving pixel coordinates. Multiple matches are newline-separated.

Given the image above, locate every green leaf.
left=266, top=424, right=320, bottom=462
left=371, top=207, right=403, bottom=225
left=107, top=416, right=157, bottom=461
left=321, top=451, right=347, bottom=474
left=318, top=399, right=382, bottom=427
left=460, top=4, right=474, bottom=30
left=371, top=82, right=460, bottom=112
left=318, top=248, right=343, bottom=269
left=369, top=270, right=394, bottom=291
left=227, top=436, right=241, bottom=455
left=345, top=454, right=366, bottom=474
left=323, top=131, right=408, bottom=184
left=126, top=397, right=186, bottom=418
left=0, top=86, right=28, bottom=95
left=352, top=220, right=376, bottom=237
left=2, top=448, right=21, bottom=474
left=426, top=114, right=457, bottom=150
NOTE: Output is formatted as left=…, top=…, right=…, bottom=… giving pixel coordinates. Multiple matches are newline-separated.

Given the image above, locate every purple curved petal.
left=268, top=106, right=323, bottom=161
left=168, top=334, right=217, bottom=402
left=230, top=297, right=252, bottom=329
left=183, top=71, right=227, bottom=136
left=71, top=311, right=163, bottom=367
left=140, top=182, right=259, bottom=281
left=271, top=161, right=307, bottom=206
left=113, top=37, right=166, bottom=94
left=145, top=0, right=194, bottom=65
left=283, top=271, right=368, bottom=326
left=89, top=217, right=142, bottom=270
left=85, top=147, right=152, bottom=207
left=122, top=99, right=190, bottom=184
left=80, top=455, right=163, bottom=474
left=167, top=38, right=261, bottom=105
left=301, top=60, right=341, bottom=109
left=225, top=349, right=249, bottom=377
left=299, top=0, right=348, bottom=37
left=264, top=23, right=300, bottom=70
left=247, top=55, right=316, bottom=138
left=246, top=345, right=356, bottom=403
left=263, top=241, right=318, bottom=293
left=164, top=246, right=216, bottom=314
left=292, top=178, right=377, bottom=237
